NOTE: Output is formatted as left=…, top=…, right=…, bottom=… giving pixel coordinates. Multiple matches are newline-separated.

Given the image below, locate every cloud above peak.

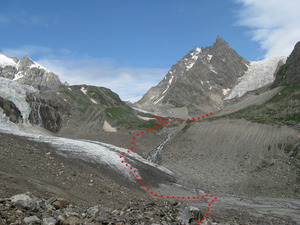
left=235, top=0, right=300, bottom=58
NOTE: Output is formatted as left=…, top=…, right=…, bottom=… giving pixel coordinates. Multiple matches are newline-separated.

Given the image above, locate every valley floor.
left=1, top=131, right=300, bottom=224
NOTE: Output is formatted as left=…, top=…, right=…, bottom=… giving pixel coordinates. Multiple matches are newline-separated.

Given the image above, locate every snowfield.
left=0, top=53, right=17, bottom=68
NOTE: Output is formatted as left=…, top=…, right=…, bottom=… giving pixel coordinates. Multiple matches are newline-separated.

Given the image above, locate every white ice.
left=225, top=56, right=287, bottom=99
left=0, top=77, right=38, bottom=124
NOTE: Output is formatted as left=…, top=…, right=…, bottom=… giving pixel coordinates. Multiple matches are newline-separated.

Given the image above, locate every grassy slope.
left=211, top=85, right=300, bottom=127
left=59, top=85, right=162, bottom=130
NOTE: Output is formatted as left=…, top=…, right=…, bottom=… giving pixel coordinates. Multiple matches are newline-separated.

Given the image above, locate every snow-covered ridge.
left=225, top=56, right=287, bottom=99
left=29, top=61, right=51, bottom=73
left=0, top=53, right=17, bottom=68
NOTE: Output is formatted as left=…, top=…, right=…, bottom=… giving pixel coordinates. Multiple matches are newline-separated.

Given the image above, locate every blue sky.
left=1, top=0, right=300, bottom=102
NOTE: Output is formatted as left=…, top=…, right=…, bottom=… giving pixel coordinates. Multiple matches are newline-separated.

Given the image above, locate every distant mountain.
left=135, top=37, right=286, bottom=117
left=0, top=51, right=161, bottom=136
left=272, top=41, right=300, bottom=87
left=0, top=51, right=61, bottom=90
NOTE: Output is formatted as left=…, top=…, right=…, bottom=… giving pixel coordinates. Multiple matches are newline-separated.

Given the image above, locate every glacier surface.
left=225, top=56, right=287, bottom=99
left=0, top=77, right=38, bottom=123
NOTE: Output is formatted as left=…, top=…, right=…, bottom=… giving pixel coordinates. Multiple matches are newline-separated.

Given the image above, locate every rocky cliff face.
left=136, top=37, right=250, bottom=114
left=0, top=51, right=61, bottom=91
left=135, top=37, right=286, bottom=117
left=272, top=41, right=300, bottom=87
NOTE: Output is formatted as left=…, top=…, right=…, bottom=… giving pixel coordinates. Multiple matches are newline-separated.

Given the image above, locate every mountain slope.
left=136, top=37, right=249, bottom=115
left=217, top=41, right=300, bottom=130
left=135, top=37, right=286, bottom=118
left=272, top=41, right=300, bottom=87
left=160, top=40, right=300, bottom=201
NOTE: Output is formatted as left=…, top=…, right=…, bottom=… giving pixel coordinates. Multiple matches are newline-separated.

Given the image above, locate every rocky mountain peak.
left=213, top=36, right=229, bottom=47
left=135, top=37, right=250, bottom=117
left=0, top=52, right=61, bottom=91
left=18, top=56, right=35, bottom=71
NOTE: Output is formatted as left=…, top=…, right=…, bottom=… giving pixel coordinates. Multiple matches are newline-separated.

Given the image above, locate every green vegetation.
left=278, top=143, right=295, bottom=154
left=273, top=64, right=288, bottom=86
left=59, top=85, right=163, bottom=130
left=210, top=85, right=300, bottom=126
left=254, top=160, right=275, bottom=172
left=105, top=106, right=163, bottom=130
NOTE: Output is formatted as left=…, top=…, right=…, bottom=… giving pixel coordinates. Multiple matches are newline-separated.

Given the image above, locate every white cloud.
left=235, top=0, right=300, bottom=58
left=39, top=58, right=166, bottom=103
left=2, top=46, right=167, bottom=103
left=2, top=46, right=53, bottom=58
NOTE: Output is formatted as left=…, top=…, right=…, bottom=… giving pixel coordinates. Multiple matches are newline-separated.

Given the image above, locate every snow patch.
left=90, top=98, right=98, bottom=104
left=29, top=62, right=51, bottom=73
left=103, top=120, right=117, bottom=132
left=222, top=88, right=231, bottom=96
left=225, top=56, right=287, bottom=99
left=207, top=55, right=213, bottom=61
left=13, top=72, right=24, bottom=81
left=209, top=65, right=218, bottom=74
left=0, top=53, right=17, bottom=68
left=138, top=115, right=154, bottom=121
left=132, top=107, right=152, bottom=114
left=186, top=47, right=202, bottom=71
left=80, top=86, right=87, bottom=95
left=68, top=88, right=72, bottom=91
left=154, top=95, right=165, bottom=105
left=162, top=75, right=174, bottom=95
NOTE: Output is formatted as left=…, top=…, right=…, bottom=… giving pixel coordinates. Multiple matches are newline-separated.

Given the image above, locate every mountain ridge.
left=135, top=37, right=286, bottom=118
left=0, top=51, right=61, bottom=91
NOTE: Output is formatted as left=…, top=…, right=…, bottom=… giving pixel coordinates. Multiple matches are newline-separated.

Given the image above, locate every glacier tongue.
left=225, top=56, right=287, bottom=99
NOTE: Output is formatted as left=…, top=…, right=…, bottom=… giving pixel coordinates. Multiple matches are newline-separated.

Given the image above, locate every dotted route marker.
left=119, top=111, right=220, bottom=223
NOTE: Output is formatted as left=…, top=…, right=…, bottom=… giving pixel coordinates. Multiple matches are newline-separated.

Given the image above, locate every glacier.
left=0, top=77, right=38, bottom=123
left=0, top=98, right=174, bottom=183
left=225, top=56, right=287, bottom=99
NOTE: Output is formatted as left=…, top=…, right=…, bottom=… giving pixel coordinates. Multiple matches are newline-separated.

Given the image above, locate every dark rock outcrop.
left=272, top=41, right=300, bottom=87
left=0, top=96, right=22, bottom=123
left=27, top=92, right=72, bottom=133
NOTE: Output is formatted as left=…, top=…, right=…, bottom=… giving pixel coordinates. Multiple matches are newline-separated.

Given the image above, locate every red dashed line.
left=118, top=111, right=220, bottom=223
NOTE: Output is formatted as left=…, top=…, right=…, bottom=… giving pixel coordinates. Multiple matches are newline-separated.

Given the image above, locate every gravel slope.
left=162, top=119, right=300, bottom=199
left=0, top=132, right=156, bottom=208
